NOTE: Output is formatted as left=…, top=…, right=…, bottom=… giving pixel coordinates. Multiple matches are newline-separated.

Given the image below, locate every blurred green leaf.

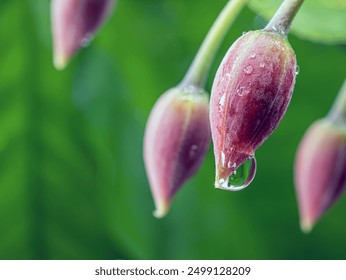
left=249, top=0, right=346, bottom=44
left=0, top=0, right=129, bottom=259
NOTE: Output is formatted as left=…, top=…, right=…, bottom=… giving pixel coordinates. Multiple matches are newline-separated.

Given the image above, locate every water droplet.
left=216, top=157, right=257, bottom=191
left=236, top=86, right=250, bottom=96
left=225, top=73, right=231, bottom=80
left=244, top=66, right=253, bottom=75
left=221, top=151, right=226, bottom=167
left=295, top=65, right=300, bottom=75
left=242, top=31, right=248, bottom=35
left=219, top=94, right=226, bottom=112
left=189, top=145, right=198, bottom=159
left=250, top=52, right=256, bottom=59
left=259, top=62, right=265, bottom=68
left=80, top=38, right=91, bottom=47
left=227, top=161, right=236, bottom=169
left=80, top=33, right=93, bottom=47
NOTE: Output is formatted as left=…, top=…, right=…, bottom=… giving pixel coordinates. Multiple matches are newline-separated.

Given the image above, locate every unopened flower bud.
left=295, top=119, right=346, bottom=233
left=210, top=30, right=296, bottom=191
left=51, top=0, right=115, bottom=70
left=144, top=86, right=210, bottom=218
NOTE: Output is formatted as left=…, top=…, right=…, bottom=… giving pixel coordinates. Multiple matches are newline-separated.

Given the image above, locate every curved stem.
left=181, top=0, right=249, bottom=89
left=264, top=0, right=304, bottom=36
left=328, top=79, right=346, bottom=126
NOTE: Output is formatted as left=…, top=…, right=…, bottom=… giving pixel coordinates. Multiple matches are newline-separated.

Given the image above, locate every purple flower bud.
left=144, top=87, right=210, bottom=218
left=51, top=0, right=115, bottom=69
left=295, top=120, right=346, bottom=233
left=210, top=30, right=296, bottom=190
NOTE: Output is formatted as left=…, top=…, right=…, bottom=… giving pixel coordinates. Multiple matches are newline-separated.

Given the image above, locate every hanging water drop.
left=216, top=157, right=257, bottom=191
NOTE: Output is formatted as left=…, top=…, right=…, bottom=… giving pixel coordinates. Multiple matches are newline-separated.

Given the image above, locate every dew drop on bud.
left=236, top=86, right=250, bottom=96
left=243, top=66, right=253, bottom=75
left=217, top=157, right=257, bottom=191
left=80, top=36, right=92, bottom=47
left=250, top=52, right=256, bottom=59
left=295, top=65, right=300, bottom=75
left=221, top=151, right=226, bottom=167
left=189, top=144, right=199, bottom=160
left=219, top=94, right=226, bottom=112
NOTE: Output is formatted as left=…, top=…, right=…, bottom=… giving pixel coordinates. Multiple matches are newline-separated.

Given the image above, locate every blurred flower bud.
left=210, top=30, right=296, bottom=191
left=51, top=0, right=115, bottom=70
left=295, top=120, right=346, bottom=233
left=144, top=86, right=210, bottom=218
left=295, top=79, right=346, bottom=233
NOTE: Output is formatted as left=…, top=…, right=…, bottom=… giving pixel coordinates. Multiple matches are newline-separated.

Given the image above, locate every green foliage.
left=249, top=0, right=346, bottom=44
left=0, top=0, right=345, bottom=259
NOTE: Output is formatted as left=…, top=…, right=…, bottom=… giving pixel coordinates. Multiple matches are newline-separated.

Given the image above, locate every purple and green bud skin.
left=51, top=0, right=115, bottom=70
left=210, top=30, right=296, bottom=190
left=144, top=87, right=210, bottom=218
left=295, top=120, right=346, bottom=233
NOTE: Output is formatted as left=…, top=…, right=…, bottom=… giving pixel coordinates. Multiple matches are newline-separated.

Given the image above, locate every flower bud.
left=295, top=119, right=346, bottom=233
left=210, top=30, right=296, bottom=190
left=51, top=0, right=115, bottom=70
left=144, top=86, right=210, bottom=218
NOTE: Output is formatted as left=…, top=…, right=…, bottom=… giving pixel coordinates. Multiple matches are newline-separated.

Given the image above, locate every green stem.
left=264, top=0, right=304, bottom=36
left=328, top=79, right=346, bottom=125
left=181, top=0, right=249, bottom=89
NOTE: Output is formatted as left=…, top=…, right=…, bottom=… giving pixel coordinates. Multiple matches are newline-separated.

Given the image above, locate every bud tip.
left=53, top=52, right=68, bottom=70
left=153, top=199, right=170, bottom=219
left=214, top=174, right=226, bottom=189
left=300, top=218, right=314, bottom=234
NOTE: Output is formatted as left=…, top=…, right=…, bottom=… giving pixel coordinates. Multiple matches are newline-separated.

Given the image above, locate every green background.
left=0, top=0, right=345, bottom=259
